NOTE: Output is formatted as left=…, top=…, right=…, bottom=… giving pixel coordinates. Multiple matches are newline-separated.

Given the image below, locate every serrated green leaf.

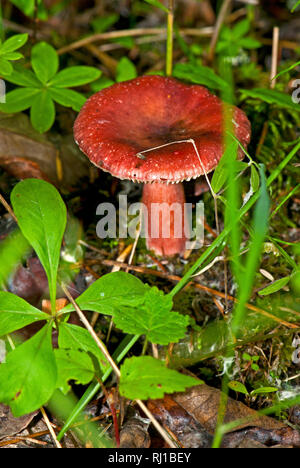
left=240, top=88, right=300, bottom=112
left=0, top=87, right=40, bottom=113
left=0, top=292, right=49, bottom=337
left=258, top=276, right=290, bottom=296
left=119, top=356, right=200, bottom=400
left=11, top=179, right=67, bottom=311
left=113, top=287, right=189, bottom=345
left=173, top=62, right=229, bottom=91
left=48, top=87, right=86, bottom=111
left=50, top=66, right=101, bottom=88
left=0, top=324, right=57, bottom=417
left=58, top=323, right=109, bottom=373
left=116, top=57, right=137, bottom=82
left=228, top=381, right=249, bottom=395
left=30, top=91, right=55, bottom=133
left=54, top=348, right=95, bottom=394
left=143, top=0, right=169, bottom=13
left=0, top=34, right=28, bottom=54
left=31, top=42, right=59, bottom=84
left=61, top=272, right=147, bottom=316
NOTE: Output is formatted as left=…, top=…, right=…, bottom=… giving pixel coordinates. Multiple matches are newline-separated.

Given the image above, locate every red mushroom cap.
left=74, top=75, right=251, bottom=183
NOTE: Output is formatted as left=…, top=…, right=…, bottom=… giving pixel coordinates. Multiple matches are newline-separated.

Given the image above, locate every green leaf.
left=232, top=19, right=250, bottom=39
left=54, top=349, right=95, bottom=394
left=0, top=57, right=13, bottom=75
left=58, top=323, right=109, bottom=373
left=258, top=277, right=290, bottom=296
left=48, top=87, right=86, bottom=111
left=4, top=65, right=42, bottom=87
left=250, top=165, right=260, bottom=192
left=91, top=76, right=115, bottom=93
left=0, top=324, right=57, bottom=417
left=116, top=57, right=137, bottom=82
left=91, top=14, right=119, bottom=33
left=251, top=387, right=278, bottom=395
left=31, top=42, right=59, bottom=84
left=0, top=34, right=28, bottom=54
left=211, top=140, right=239, bottom=193
left=240, top=88, right=300, bottom=112
left=0, top=230, right=30, bottom=286
left=50, top=66, right=101, bottom=88
left=119, top=356, right=200, bottom=400
left=10, top=0, right=35, bottom=17
left=2, top=52, right=23, bottom=61
left=11, top=179, right=67, bottom=311
left=61, top=272, right=147, bottom=316
left=143, top=0, right=169, bottom=13
left=0, top=292, right=49, bottom=336
left=30, top=91, right=55, bottom=133
left=228, top=381, right=249, bottom=395
left=0, top=87, right=40, bottom=113
left=173, top=63, right=229, bottom=91
left=113, top=287, right=189, bottom=345
left=239, top=37, right=262, bottom=49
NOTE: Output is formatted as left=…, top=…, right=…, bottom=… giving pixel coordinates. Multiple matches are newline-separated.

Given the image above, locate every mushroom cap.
left=74, top=76, right=251, bottom=183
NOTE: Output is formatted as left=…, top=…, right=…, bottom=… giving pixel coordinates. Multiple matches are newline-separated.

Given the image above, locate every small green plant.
left=216, top=19, right=261, bottom=59
left=0, top=33, right=28, bottom=76
left=0, top=42, right=101, bottom=133
left=0, top=178, right=198, bottom=418
left=228, top=380, right=278, bottom=397
left=9, top=0, right=47, bottom=19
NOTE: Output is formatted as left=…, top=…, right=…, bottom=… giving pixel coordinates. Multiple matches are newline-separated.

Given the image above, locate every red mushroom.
left=74, top=76, right=251, bottom=256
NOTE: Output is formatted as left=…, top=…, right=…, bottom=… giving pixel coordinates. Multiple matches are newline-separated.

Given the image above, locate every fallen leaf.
left=173, top=383, right=284, bottom=433
left=148, top=395, right=212, bottom=448
left=0, top=113, right=89, bottom=188
left=0, top=404, right=37, bottom=440
left=119, top=412, right=151, bottom=448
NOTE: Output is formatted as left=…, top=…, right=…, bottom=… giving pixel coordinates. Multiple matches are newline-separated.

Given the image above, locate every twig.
left=57, top=27, right=213, bottom=55
left=40, top=407, right=62, bottom=449
left=270, top=27, right=280, bottom=88
left=207, top=0, right=232, bottom=62
left=166, top=0, right=175, bottom=76
left=0, top=193, right=18, bottom=223
left=61, top=284, right=177, bottom=448
left=83, top=257, right=298, bottom=329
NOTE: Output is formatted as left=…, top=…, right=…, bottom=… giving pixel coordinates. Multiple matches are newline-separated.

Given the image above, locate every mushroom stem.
left=142, top=182, right=189, bottom=257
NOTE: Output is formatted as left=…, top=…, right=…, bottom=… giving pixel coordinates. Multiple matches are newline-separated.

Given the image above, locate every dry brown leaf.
left=173, top=384, right=283, bottom=433
left=148, top=395, right=212, bottom=448
left=149, top=385, right=300, bottom=448
left=119, top=414, right=151, bottom=448
left=0, top=404, right=37, bottom=440
left=0, top=113, right=89, bottom=188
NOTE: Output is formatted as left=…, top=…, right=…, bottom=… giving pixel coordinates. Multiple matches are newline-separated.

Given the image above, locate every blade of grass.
left=169, top=138, right=300, bottom=299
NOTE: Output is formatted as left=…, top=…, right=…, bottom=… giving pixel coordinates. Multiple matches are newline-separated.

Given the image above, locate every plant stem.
left=166, top=0, right=174, bottom=76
